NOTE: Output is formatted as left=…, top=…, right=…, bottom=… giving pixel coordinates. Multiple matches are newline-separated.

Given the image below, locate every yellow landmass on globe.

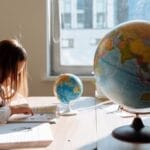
left=101, top=38, right=113, bottom=51
left=96, top=37, right=113, bottom=57
left=120, top=23, right=150, bottom=40
left=57, top=76, right=73, bottom=87
left=141, top=93, right=150, bottom=101
left=117, top=28, right=150, bottom=64
left=130, top=39, right=150, bottom=63
left=73, top=86, right=80, bottom=93
left=58, top=76, right=69, bottom=83
left=119, top=43, right=134, bottom=64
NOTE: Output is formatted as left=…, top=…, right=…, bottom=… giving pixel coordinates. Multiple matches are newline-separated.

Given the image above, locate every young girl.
left=0, top=39, right=33, bottom=123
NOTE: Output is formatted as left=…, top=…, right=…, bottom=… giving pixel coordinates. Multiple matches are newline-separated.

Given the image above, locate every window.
left=61, top=13, right=71, bottom=29
left=96, top=13, right=105, bottom=28
left=90, top=38, right=100, bottom=46
left=77, top=13, right=84, bottom=28
left=62, top=39, right=74, bottom=48
left=77, top=0, right=85, bottom=10
left=47, top=0, right=150, bottom=76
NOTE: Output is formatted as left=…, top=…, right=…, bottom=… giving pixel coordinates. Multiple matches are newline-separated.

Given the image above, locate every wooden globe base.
left=112, top=117, right=150, bottom=143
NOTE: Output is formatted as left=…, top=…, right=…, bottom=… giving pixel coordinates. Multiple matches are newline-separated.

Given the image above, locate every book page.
left=8, top=113, right=57, bottom=124
left=0, top=123, right=53, bottom=149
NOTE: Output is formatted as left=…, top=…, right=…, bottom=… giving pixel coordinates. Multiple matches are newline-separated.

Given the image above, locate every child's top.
left=0, top=106, right=11, bottom=124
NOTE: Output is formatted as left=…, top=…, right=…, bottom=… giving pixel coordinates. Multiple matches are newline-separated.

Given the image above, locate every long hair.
left=0, top=39, right=28, bottom=102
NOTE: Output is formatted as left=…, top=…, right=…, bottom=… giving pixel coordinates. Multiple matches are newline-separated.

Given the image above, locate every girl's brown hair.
left=0, top=39, right=28, bottom=102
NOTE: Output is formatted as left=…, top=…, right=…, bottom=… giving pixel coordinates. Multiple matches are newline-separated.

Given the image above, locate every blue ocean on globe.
left=54, top=74, right=83, bottom=104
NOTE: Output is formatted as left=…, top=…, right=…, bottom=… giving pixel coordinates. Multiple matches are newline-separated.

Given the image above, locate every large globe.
left=53, top=73, right=83, bottom=104
left=94, top=20, right=150, bottom=110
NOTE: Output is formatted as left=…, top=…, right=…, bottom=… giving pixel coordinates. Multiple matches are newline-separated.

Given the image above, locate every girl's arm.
left=10, top=106, right=33, bottom=115
left=10, top=93, right=33, bottom=116
left=0, top=105, right=33, bottom=124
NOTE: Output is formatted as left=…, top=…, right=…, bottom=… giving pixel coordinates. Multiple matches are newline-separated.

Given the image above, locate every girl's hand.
left=10, top=106, right=33, bottom=115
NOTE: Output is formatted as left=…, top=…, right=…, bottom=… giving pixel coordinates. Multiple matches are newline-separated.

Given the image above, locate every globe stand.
left=112, top=108, right=150, bottom=143
left=59, top=103, right=78, bottom=116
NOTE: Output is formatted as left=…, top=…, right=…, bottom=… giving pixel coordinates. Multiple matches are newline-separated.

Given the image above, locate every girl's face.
left=2, top=61, right=25, bottom=86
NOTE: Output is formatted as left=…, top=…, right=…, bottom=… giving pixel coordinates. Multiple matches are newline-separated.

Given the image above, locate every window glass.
left=62, top=13, right=71, bottom=29
left=50, top=0, right=150, bottom=75
left=60, top=0, right=114, bottom=66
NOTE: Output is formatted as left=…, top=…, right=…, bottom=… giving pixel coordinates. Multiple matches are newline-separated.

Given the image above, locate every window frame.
left=46, top=0, right=93, bottom=77
left=46, top=0, right=149, bottom=78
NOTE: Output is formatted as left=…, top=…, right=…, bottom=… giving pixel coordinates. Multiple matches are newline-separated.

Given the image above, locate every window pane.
left=59, top=0, right=150, bottom=66
left=77, top=0, right=85, bottom=10
left=61, top=13, right=71, bottom=29
left=77, top=13, right=84, bottom=28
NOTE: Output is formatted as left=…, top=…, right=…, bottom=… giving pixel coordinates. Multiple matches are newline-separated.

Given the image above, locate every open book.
left=10, top=96, right=57, bottom=113
left=0, top=123, right=53, bottom=149
left=9, top=96, right=58, bottom=123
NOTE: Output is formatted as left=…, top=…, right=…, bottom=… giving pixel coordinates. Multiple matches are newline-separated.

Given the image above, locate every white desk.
left=96, top=105, right=150, bottom=150
left=4, top=97, right=150, bottom=150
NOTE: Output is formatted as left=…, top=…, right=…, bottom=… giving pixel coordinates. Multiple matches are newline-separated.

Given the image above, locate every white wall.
left=0, top=0, right=95, bottom=96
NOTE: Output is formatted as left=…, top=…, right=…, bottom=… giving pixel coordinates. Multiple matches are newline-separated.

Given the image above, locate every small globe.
left=53, top=73, right=83, bottom=104
left=94, top=20, right=150, bottom=110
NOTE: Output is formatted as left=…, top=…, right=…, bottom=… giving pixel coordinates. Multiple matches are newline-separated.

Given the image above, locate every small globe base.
left=58, top=103, right=78, bottom=116
left=112, top=117, right=150, bottom=143
left=59, top=109, right=78, bottom=116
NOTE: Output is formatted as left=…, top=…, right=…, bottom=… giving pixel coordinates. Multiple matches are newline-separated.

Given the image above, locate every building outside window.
left=48, top=0, right=150, bottom=76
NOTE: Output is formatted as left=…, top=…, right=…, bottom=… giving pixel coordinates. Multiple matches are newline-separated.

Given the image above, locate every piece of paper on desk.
left=0, top=123, right=53, bottom=149
left=99, top=101, right=134, bottom=118
left=8, top=113, right=57, bottom=124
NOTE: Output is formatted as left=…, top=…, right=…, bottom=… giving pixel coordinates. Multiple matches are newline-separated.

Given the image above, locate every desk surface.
left=8, top=97, right=150, bottom=150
